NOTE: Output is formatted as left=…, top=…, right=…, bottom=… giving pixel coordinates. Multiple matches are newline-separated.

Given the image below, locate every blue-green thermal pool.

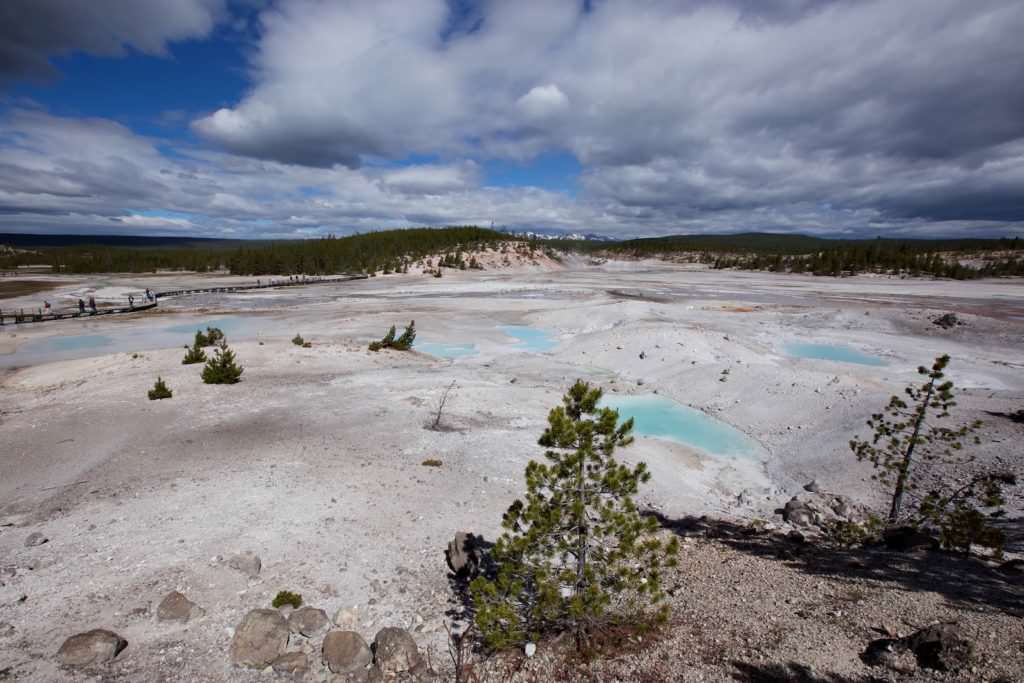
left=501, top=325, right=557, bottom=352
left=784, top=342, right=885, bottom=366
left=599, top=394, right=762, bottom=458
left=417, top=341, right=478, bottom=359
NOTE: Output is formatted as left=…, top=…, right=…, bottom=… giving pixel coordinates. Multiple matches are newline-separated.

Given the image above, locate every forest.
left=592, top=233, right=1024, bottom=279
left=2, top=228, right=1022, bottom=279
left=0, top=227, right=513, bottom=275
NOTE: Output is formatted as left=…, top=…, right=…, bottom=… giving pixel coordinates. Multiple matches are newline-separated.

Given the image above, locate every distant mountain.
left=498, top=227, right=617, bottom=242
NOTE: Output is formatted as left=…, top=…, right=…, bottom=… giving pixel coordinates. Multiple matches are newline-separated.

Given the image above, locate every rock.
left=883, top=526, right=939, bottom=552
left=0, top=622, right=14, bottom=638
left=524, top=642, right=536, bottom=658
left=271, top=651, right=310, bottom=676
left=778, top=490, right=867, bottom=533
left=229, top=609, right=289, bottom=669
left=803, top=480, right=820, bottom=493
left=372, top=627, right=423, bottom=675
left=932, top=313, right=961, bottom=329
left=334, top=607, right=359, bottom=628
left=904, top=623, right=973, bottom=672
left=445, top=532, right=482, bottom=577
left=289, top=606, right=329, bottom=637
left=24, top=532, right=48, bottom=547
left=227, top=551, right=261, bottom=578
left=323, top=630, right=372, bottom=674
left=156, top=591, right=204, bottom=622
left=56, top=629, right=127, bottom=668
left=863, top=623, right=972, bottom=674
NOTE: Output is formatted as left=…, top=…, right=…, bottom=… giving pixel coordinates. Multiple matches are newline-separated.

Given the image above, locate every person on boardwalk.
left=88, top=296, right=96, bottom=313
left=78, top=299, right=85, bottom=314
left=128, top=294, right=135, bottom=308
left=145, top=288, right=152, bottom=302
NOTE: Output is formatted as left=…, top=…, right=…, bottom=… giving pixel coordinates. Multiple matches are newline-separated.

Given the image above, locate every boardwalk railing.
left=0, top=273, right=368, bottom=326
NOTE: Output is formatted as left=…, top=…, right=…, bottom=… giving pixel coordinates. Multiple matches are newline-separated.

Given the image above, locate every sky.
left=1, top=0, right=1023, bottom=240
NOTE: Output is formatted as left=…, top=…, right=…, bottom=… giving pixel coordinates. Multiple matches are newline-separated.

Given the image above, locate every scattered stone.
left=56, top=629, right=127, bottom=668
left=289, top=606, right=329, bottom=637
left=227, top=551, right=261, bottom=579
left=639, top=351, right=646, bottom=359
left=23, top=532, right=47, bottom=547
left=863, top=623, right=972, bottom=673
left=334, top=607, right=359, bottom=629
left=932, top=313, right=962, bottom=329
left=229, top=609, right=289, bottom=669
left=0, top=622, right=14, bottom=638
left=271, top=651, right=310, bottom=676
left=802, top=480, right=820, bottom=493
left=323, top=630, right=372, bottom=674
left=524, top=642, right=537, bottom=658
left=445, top=532, right=483, bottom=577
left=372, top=627, right=423, bottom=676
left=156, top=591, right=204, bottom=622
left=778, top=490, right=866, bottom=533
left=904, top=623, right=973, bottom=672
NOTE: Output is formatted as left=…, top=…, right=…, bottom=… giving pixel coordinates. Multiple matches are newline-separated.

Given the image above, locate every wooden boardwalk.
left=0, top=273, right=367, bottom=326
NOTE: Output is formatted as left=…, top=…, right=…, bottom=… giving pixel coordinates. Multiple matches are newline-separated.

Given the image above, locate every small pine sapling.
left=148, top=376, right=172, bottom=400
left=201, top=343, right=244, bottom=384
left=182, top=341, right=207, bottom=365
left=292, top=334, right=305, bottom=346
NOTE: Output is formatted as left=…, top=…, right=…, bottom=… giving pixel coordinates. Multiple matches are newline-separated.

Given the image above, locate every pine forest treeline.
left=599, top=234, right=1024, bottom=280
left=0, top=227, right=512, bottom=275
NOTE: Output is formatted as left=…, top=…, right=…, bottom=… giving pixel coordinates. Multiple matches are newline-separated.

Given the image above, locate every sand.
left=1, top=261, right=1022, bottom=680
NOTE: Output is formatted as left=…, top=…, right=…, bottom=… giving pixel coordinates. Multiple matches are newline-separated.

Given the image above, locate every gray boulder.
left=24, top=532, right=48, bottom=547
left=289, top=606, right=329, bottom=637
left=445, top=532, right=482, bottom=577
left=227, top=551, right=261, bottom=578
left=863, top=622, right=972, bottom=673
left=156, top=591, right=204, bottom=622
left=229, top=609, right=289, bottom=668
left=272, top=651, right=310, bottom=676
left=323, top=630, right=372, bottom=674
left=779, top=490, right=866, bottom=532
left=372, top=627, right=423, bottom=676
left=57, top=629, right=127, bottom=668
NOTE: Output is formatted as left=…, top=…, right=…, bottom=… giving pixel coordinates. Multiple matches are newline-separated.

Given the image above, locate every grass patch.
left=271, top=591, right=302, bottom=609
left=421, top=459, right=443, bottom=467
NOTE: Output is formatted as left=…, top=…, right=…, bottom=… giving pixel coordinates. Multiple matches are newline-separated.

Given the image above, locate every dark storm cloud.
left=0, top=0, right=225, bottom=82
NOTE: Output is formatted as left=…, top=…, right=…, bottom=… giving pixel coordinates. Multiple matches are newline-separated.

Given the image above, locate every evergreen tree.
left=470, top=381, right=678, bottom=651
left=182, top=341, right=207, bottom=365
left=148, top=376, right=172, bottom=400
left=201, top=343, right=244, bottom=384
left=391, top=320, right=416, bottom=350
left=292, top=334, right=305, bottom=346
left=850, top=355, right=980, bottom=522
left=848, top=355, right=1016, bottom=555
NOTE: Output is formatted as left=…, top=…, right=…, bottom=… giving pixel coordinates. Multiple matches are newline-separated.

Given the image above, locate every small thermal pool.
left=38, top=334, right=114, bottom=352
left=501, top=325, right=558, bottom=352
left=600, top=394, right=762, bottom=458
left=417, top=341, right=478, bottom=359
left=784, top=342, right=885, bottom=366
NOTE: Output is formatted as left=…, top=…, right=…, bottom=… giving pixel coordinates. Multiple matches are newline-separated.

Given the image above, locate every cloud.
left=0, top=0, right=226, bottom=82
left=185, top=0, right=1024, bottom=233
left=3, top=1, right=1024, bottom=238
left=517, top=84, right=570, bottom=121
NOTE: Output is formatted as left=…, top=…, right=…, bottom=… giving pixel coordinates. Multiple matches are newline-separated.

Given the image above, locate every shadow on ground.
left=647, top=512, right=1024, bottom=619
left=731, top=661, right=884, bottom=682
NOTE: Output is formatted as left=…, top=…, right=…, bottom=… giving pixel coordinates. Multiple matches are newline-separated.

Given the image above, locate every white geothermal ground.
left=1, top=259, right=1022, bottom=680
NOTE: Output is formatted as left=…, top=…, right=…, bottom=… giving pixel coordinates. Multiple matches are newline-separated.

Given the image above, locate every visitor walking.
left=78, top=299, right=85, bottom=313
left=88, top=296, right=96, bottom=313
left=128, top=294, right=135, bottom=308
